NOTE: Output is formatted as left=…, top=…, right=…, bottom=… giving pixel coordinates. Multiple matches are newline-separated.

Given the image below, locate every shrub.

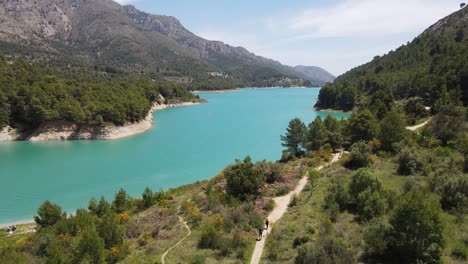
left=198, top=224, right=221, bottom=249
left=275, top=186, right=290, bottom=196
left=263, top=199, right=275, bottom=212
left=225, top=156, right=265, bottom=200
left=363, top=219, right=390, bottom=258
left=289, top=195, right=299, bottom=207
left=349, top=169, right=387, bottom=221
left=397, top=147, right=424, bottom=175
left=189, top=255, right=206, bottom=264
left=256, top=161, right=283, bottom=183
left=346, top=141, right=372, bottom=169
left=294, top=236, right=356, bottom=264
left=308, top=169, right=321, bottom=188
left=451, top=244, right=468, bottom=260
left=293, top=236, right=310, bottom=248
left=432, top=173, right=468, bottom=213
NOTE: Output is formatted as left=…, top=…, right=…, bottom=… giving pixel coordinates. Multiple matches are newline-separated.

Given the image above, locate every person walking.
left=265, top=218, right=269, bottom=230
left=258, top=227, right=264, bottom=241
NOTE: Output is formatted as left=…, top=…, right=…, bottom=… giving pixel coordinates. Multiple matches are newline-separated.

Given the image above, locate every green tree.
left=349, top=169, right=387, bottom=221
left=74, top=229, right=106, bottom=264
left=364, top=220, right=390, bottom=258
left=98, top=213, right=125, bottom=249
left=306, top=117, right=328, bottom=151
left=225, top=156, right=265, bottom=200
left=89, top=196, right=112, bottom=217
left=142, top=187, right=155, bottom=209
left=388, top=191, right=445, bottom=264
left=397, top=147, right=424, bottom=175
left=346, top=141, right=372, bottom=169
left=324, top=115, right=343, bottom=151
left=345, top=110, right=378, bottom=143
left=378, top=111, right=406, bottom=152
left=281, top=118, right=307, bottom=157
left=34, top=201, right=64, bottom=228
left=432, top=105, right=465, bottom=146
left=112, top=188, right=129, bottom=214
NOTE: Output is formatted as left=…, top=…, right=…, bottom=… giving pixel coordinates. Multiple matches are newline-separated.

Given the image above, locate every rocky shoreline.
left=0, top=102, right=201, bottom=142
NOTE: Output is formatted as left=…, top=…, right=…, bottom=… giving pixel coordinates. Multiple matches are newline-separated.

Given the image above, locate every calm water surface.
left=0, top=88, right=349, bottom=225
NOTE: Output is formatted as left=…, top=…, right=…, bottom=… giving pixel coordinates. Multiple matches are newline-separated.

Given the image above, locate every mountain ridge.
left=0, top=0, right=333, bottom=89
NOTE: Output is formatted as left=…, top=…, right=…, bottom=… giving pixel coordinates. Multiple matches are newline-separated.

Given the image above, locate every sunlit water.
left=0, top=88, right=349, bottom=225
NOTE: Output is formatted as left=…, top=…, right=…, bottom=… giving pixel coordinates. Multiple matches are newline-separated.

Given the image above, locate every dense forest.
left=0, top=56, right=198, bottom=130
left=315, top=7, right=468, bottom=111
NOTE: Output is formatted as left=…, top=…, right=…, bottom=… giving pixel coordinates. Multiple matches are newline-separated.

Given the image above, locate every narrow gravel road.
left=249, top=153, right=342, bottom=264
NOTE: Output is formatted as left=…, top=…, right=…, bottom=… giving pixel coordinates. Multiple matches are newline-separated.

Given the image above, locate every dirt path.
left=160, top=215, right=191, bottom=264
left=406, top=117, right=432, bottom=131
left=249, top=153, right=342, bottom=264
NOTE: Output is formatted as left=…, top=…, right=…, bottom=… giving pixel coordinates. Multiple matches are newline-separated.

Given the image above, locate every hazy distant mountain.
left=293, top=66, right=336, bottom=84
left=0, top=0, right=331, bottom=89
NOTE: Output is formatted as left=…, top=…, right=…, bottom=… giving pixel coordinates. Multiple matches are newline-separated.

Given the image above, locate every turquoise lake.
left=0, top=88, right=350, bottom=225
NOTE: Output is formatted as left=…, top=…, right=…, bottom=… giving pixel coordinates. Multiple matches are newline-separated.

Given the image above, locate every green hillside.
left=315, top=7, right=468, bottom=111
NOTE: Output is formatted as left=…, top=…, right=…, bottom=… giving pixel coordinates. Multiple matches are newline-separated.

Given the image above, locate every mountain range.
left=0, top=0, right=334, bottom=89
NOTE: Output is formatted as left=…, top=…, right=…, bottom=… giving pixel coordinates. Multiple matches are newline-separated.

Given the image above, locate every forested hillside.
left=0, top=0, right=330, bottom=89
left=0, top=56, right=197, bottom=130
left=315, top=7, right=468, bottom=111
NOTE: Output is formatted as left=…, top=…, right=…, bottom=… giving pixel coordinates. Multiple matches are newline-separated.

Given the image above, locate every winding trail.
left=160, top=214, right=191, bottom=264
left=406, top=117, right=432, bottom=131
left=249, top=153, right=342, bottom=264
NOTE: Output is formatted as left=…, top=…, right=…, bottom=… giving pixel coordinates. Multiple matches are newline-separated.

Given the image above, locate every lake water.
left=0, top=88, right=349, bottom=225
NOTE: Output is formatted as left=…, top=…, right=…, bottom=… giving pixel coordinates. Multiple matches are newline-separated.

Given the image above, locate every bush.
left=363, top=219, right=390, bottom=258
left=189, top=255, right=206, bottom=264
left=397, top=147, right=424, bottom=175
left=275, top=186, right=290, bottom=196
left=293, top=236, right=310, bottom=248
left=289, top=195, right=299, bottom=207
left=349, top=169, right=387, bottom=221
left=263, top=199, right=275, bottom=212
left=346, top=141, right=372, bottom=169
left=294, top=236, right=356, bottom=264
left=308, top=169, right=321, bottom=188
left=225, top=156, right=265, bottom=200
left=256, top=161, right=283, bottom=184
left=198, top=224, right=221, bottom=250
left=432, top=173, right=468, bottom=213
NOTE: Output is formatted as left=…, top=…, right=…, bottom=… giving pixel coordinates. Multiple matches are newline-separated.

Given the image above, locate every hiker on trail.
left=258, top=228, right=263, bottom=241
left=265, top=218, right=269, bottom=230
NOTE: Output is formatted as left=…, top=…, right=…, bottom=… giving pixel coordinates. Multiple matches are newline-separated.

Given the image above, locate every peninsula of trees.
left=0, top=56, right=199, bottom=133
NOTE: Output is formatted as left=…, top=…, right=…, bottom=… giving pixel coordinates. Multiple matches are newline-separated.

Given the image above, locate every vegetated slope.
left=0, top=0, right=329, bottom=89
left=0, top=57, right=196, bottom=130
left=315, top=7, right=468, bottom=111
left=293, top=65, right=335, bottom=84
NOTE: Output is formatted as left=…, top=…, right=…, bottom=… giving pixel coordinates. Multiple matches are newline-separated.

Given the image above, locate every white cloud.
left=285, top=0, right=457, bottom=39
left=192, top=1, right=461, bottom=75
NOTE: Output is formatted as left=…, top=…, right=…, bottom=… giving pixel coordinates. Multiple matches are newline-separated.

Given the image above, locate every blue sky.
left=115, top=0, right=461, bottom=76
